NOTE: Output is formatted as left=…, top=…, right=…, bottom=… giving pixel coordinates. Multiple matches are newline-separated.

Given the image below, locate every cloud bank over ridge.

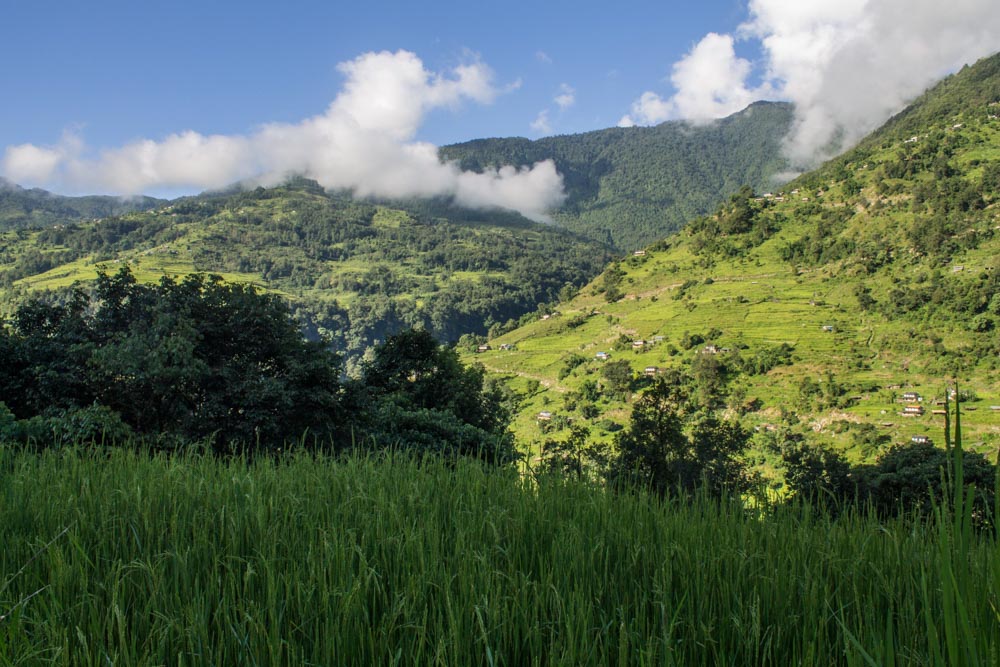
left=1, top=50, right=565, bottom=221
left=621, top=0, right=1000, bottom=168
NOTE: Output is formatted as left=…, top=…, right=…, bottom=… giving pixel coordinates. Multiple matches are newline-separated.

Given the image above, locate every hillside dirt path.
left=628, top=272, right=790, bottom=300
left=476, top=362, right=567, bottom=393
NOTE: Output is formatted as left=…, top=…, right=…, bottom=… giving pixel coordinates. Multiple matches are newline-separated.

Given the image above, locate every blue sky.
left=2, top=0, right=997, bottom=210
left=1, top=0, right=752, bottom=148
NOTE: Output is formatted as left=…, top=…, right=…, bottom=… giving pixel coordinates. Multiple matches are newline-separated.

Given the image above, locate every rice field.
left=1, top=445, right=997, bottom=665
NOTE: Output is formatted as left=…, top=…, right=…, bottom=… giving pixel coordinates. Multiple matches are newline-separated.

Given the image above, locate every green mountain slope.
left=0, top=179, right=165, bottom=230
left=0, top=179, right=611, bottom=361
left=441, top=101, right=793, bottom=250
left=468, top=53, right=1000, bottom=465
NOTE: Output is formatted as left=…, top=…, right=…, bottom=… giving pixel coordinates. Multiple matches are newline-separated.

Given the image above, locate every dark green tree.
left=601, top=359, right=634, bottom=399
left=608, top=372, right=751, bottom=498
left=1, top=267, right=348, bottom=452
left=358, top=329, right=515, bottom=463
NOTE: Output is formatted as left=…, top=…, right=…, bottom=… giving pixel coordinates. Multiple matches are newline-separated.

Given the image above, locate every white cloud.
left=530, top=110, right=553, bottom=134
left=3, top=143, right=65, bottom=184
left=620, top=33, right=769, bottom=126
left=619, top=91, right=673, bottom=127
left=622, top=0, right=1000, bottom=166
left=554, top=83, right=575, bottom=110
left=669, top=33, right=765, bottom=120
left=535, top=51, right=552, bottom=64
left=1, top=50, right=565, bottom=222
left=743, top=0, right=1000, bottom=167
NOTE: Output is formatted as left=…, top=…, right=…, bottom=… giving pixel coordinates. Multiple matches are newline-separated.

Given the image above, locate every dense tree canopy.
left=0, top=268, right=513, bottom=461
left=608, top=372, right=752, bottom=498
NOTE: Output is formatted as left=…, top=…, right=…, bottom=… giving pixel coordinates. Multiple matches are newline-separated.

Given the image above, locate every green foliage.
left=538, top=424, right=609, bottom=479
left=0, top=179, right=164, bottom=230
left=441, top=101, right=793, bottom=250
left=557, top=353, right=587, bottom=380
left=600, top=359, right=633, bottom=398
left=357, top=329, right=515, bottom=464
left=601, top=262, right=626, bottom=303
left=0, top=181, right=612, bottom=360
left=779, top=438, right=858, bottom=507
left=1, top=267, right=347, bottom=452
left=0, top=270, right=513, bottom=461
left=1, top=448, right=999, bottom=663
left=741, top=342, right=794, bottom=375
left=781, top=436, right=997, bottom=522
left=609, top=373, right=751, bottom=498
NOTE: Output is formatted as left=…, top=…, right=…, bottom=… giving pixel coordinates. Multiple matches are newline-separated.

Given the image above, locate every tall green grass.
left=1, top=445, right=998, bottom=665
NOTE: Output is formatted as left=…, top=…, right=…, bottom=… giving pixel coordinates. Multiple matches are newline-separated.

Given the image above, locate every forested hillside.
left=0, top=101, right=795, bottom=356
left=0, top=179, right=611, bottom=361
left=441, top=101, right=792, bottom=250
left=468, top=53, right=1000, bottom=470
left=0, top=178, right=164, bottom=230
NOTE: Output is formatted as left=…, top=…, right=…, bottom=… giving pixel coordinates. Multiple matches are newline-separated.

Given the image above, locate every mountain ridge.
left=466, top=52, right=1000, bottom=464
left=0, top=178, right=165, bottom=230
left=441, top=101, right=793, bottom=249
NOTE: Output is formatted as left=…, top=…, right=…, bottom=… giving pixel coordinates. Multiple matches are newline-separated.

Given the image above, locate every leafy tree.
left=358, top=329, right=515, bottom=463
left=608, top=373, right=751, bottom=498
left=863, top=442, right=995, bottom=521
left=690, top=352, right=727, bottom=407
left=539, top=425, right=609, bottom=480
left=1, top=267, right=348, bottom=452
left=601, top=359, right=634, bottom=399
left=781, top=439, right=996, bottom=523
left=780, top=441, right=858, bottom=508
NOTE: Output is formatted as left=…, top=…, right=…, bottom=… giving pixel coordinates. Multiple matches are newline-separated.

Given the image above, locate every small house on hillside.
left=902, top=392, right=921, bottom=402
left=702, top=344, right=720, bottom=355
left=633, top=250, right=646, bottom=257
left=477, top=344, right=491, bottom=353
left=644, top=366, right=659, bottom=377
left=902, top=405, right=924, bottom=416
left=596, top=351, right=610, bottom=361
left=911, top=435, right=932, bottom=444
left=821, top=325, right=835, bottom=332
left=632, top=340, right=646, bottom=349
left=537, top=411, right=552, bottom=421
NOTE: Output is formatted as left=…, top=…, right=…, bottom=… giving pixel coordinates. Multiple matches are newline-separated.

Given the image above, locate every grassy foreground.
left=1, top=447, right=998, bottom=665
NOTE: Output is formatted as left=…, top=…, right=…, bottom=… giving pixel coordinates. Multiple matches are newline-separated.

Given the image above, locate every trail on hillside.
left=476, top=362, right=568, bottom=393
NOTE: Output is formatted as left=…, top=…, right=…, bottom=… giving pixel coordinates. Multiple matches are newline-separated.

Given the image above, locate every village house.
left=537, top=411, right=552, bottom=421
left=901, top=391, right=921, bottom=402
left=477, top=344, right=491, bottom=353
left=644, top=366, right=659, bottom=377
left=902, top=405, right=925, bottom=416
left=911, top=435, right=932, bottom=445
left=821, top=325, right=835, bottom=332
left=702, top=344, right=720, bottom=355
left=633, top=250, right=646, bottom=257
left=595, top=351, right=610, bottom=361
left=632, top=340, right=646, bottom=349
